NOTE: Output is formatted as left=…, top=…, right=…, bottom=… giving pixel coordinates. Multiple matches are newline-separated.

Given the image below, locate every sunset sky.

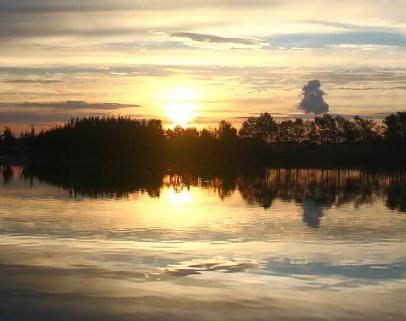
left=1, top=0, right=405, bottom=130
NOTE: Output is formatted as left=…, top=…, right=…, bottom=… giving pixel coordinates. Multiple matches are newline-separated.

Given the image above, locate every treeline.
left=1, top=112, right=406, bottom=166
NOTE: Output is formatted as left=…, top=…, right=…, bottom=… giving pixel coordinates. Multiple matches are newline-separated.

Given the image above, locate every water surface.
left=0, top=165, right=405, bottom=321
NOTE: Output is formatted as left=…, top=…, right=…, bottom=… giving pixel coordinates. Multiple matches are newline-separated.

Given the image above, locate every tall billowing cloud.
left=299, top=80, right=329, bottom=115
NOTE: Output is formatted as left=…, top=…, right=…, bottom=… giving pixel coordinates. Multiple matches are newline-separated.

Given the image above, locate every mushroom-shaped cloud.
left=299, top=80, right=329, bottom=115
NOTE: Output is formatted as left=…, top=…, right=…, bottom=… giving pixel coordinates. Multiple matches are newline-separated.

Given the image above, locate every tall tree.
left=217, top=120, right=238, bottom=140
left=239, top=113, right=277, bottom=142
left=384, top=112, right=406, bottom=144
left=2, top=127, right=16, bottom=146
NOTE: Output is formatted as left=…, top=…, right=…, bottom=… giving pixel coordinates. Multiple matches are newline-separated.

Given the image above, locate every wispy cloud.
left=303, top=20, right=403, bottom=33
left=0, top=110, right=144, bottom=126
left=170, top=32, right=260, bottom=46
left=0, top=101, right=142, bottom=126
left=1, top=79, right=63, bottom=84
left=234, top=111, right=400, bottom=121
left=0, top=101, right=140, bottom=111
left=0, top=25, right=145, bottom=40
left=266, top=31, right=406, bottom=49
left=0, top=111, right=90, bottom=124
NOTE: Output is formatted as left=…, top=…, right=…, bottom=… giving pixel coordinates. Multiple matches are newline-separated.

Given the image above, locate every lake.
left=0, top=164, right=405, bottom=321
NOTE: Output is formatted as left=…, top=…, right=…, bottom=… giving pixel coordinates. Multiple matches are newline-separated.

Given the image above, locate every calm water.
left=0, top=164, right=405, bottom=321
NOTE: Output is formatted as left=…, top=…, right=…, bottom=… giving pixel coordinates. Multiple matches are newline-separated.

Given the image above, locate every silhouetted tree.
left=304, top=120, right=318, bottom=143
left=34, top=116, right=165, bottom=163
left=1, top=127, right=17, bottom=146
left=200, top=128, right=216, bottom=140
left=20, top=125, right=36, bottom=145
left=216, top=120, right=238, bottom=140
left=384, top=112, right=406, bottom=144
left=353, top=116, right=380, bottom=143
left=277, top=120, right=296, bottom=143
left=315, top=115, right=342, bottom=144
left=239, top=113, right=277, bottom=142
left=291, top=119, right=306, bottom=143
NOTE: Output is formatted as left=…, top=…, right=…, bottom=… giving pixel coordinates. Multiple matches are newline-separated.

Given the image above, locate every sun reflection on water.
left=165, top=188, right=194, bottom=205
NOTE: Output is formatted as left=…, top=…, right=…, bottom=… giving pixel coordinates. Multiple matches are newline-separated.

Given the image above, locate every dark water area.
left=0, top=163, right=405, bottom=320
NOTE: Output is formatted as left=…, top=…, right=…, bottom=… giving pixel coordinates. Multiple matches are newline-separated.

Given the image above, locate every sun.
left=161, top=87, right=199, bottom=127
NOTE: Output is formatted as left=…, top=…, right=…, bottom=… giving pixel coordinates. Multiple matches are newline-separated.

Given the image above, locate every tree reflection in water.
left=12, top=163, right=406, bottom=228
left=238, top=169, right=405, bottom=227
left=1, top=165, right=14, bottom=185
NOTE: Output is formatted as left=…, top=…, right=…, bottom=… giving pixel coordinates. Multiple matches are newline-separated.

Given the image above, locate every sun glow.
left=161, top=87, right=199, bottom=127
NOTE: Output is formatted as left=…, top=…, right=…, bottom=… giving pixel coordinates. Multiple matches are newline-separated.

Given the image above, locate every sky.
left=0, top=0, right=405, bottom=130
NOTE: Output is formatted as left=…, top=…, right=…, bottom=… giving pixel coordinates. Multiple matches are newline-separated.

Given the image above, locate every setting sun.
left=161, top=88, right=200, bottom=127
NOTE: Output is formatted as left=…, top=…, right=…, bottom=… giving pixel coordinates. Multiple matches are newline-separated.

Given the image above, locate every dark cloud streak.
left=0, top=101, right=140, bottom=111
left=171, top=32, right=259, bottom=45
left=0, top=100, right=142, bottom=126
left=1, top=79, right=63, bottom=84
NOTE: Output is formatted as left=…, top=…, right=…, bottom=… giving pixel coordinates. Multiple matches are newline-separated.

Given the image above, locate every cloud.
left=0, top=111, right=89, bottom=123
left=0, top=112, right=150, bottom=127
left=0, top=65, right=186, bottom=77
left=0, top=101, right=140, bottom=111
left=0, top=0, right=279, bottom=13
left=334, top=86, right=406, bottom=91
left=170, top=32, right=260, bottom=46
left=0, top=64, right=271, bottom=78
left=0, top=101, right=142, bottom=126
left=303, top=20, right=402, bottom=33
left=304, top=70, right=406, bottom=85
left=267, top=31, right=406, bottom=49
left=234, top=112, right=396, bottom=120
left=0, top=1, right=278, bottom=42
left=299, top=80, right=329, bottom=115
left=0, top=25, right=145, bottom=40
left=1, top=79, right=63, bottom=84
